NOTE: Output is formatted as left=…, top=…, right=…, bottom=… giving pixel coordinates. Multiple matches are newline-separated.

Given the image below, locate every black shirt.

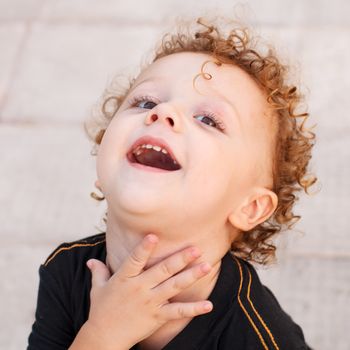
left=27, top=233, right=313, bottom=350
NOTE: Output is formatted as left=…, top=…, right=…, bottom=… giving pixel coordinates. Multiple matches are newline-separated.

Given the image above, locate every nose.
left=144, top=104, right=182, bottom=132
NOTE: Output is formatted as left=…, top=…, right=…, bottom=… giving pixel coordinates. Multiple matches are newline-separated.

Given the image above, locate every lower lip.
left=127, top=158, right=177, bottom=173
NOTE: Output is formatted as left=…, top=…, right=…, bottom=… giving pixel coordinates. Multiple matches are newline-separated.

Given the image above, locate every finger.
left=154, top=262, right=211, bottom=301
left=140, top=246, right=202, bottom=288
left=160, top=300, right=213, bottom=320
left=117, top=234, right=159, bottom=278
left=87, top=259, right=111, bottom=288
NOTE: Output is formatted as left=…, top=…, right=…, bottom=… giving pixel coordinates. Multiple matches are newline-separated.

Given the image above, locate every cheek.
left=96, top=118, right=130, bottom=187
left=186, top=142, right=234, bottom=195
left=226, top=146, right=258, bottom=197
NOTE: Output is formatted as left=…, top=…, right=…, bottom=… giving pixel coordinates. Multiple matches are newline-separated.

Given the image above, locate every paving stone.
left=302, top=0, right=350, bottom=26
left=0, top=0, right=44, bottom=21
left=38, top=0, right=350, bottom=26
left=299, top=28, right=350, bottom=138
left=37, top=0, right=246, bottom=24
left=0, top=242, right=56, bottom=350
left=1, top=23, right=159, bottom=123
left=239, top=0, right=350, bottom=26
left=285, top=136, right=350, bottom=256
left=0, top=124, right=106, bottom=244
left=0, top=23, right=26, bottom=106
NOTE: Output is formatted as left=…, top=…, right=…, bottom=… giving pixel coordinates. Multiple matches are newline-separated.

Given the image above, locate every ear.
left=95, top=180, right=103, bottom=192
left=228, top=188, right=278, bottom=232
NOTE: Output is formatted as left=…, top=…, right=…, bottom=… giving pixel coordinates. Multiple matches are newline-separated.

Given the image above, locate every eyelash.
left=129, top=95, right=159, bottom=109
left=128, top=95, right=226, bottom=132
left=196, top=111, right=226, bottom=132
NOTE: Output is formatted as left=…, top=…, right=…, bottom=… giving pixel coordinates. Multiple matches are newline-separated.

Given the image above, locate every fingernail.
left=147, top=234, right=158, bottom=244
left=190, top=247, right=200, bottom=258
left=203, top=302, right=213, bottom=311
left=200, top=263, right=211, bottom=273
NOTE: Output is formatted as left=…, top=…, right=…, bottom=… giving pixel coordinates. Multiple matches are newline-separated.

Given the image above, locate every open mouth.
left=126, top=135, right=182, bottom=172
left=127, top=142, right=182, bottom=171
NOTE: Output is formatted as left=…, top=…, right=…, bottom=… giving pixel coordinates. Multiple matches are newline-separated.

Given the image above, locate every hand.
left=84, top=234, right=213, bottom=349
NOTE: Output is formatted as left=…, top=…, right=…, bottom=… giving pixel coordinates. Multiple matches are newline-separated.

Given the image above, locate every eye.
left=194, top=112, right=225, bottom=132
left=138, top=100, right=157, bottom=109
left=129, top=96, right=158, bottom=110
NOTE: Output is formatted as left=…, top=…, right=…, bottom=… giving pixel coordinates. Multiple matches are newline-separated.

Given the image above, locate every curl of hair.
left=84, top=17, right=317, bottom=265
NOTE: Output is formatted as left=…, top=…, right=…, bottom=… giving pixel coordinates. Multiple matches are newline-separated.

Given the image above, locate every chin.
left=114, top=191, right=166, bottom=215
left=108, top=196, right=174, bottom=228
left=110, top=177, right=177, bottom=212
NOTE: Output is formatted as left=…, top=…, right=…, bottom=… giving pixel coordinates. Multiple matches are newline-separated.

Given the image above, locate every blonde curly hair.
left=85, top=17, right=317, bottom=265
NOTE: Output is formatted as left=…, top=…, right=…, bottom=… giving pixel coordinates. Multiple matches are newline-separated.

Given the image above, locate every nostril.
left=149, top=114, right=175, bottom=127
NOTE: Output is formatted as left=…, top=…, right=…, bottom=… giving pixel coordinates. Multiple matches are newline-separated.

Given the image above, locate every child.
left=27, top=17, right=316, bottom=350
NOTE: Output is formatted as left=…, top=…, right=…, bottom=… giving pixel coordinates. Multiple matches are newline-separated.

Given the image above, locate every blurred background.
left=1, top=0, right=349, bottom=349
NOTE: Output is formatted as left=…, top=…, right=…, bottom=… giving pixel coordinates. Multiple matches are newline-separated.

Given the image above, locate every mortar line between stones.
left=0, top=18, right=347, bottom=29
left=284, top=251, right=350, bottom=260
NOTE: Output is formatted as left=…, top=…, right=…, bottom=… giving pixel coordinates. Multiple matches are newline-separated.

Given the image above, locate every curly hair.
left=84, top=17, right=317, bottom=265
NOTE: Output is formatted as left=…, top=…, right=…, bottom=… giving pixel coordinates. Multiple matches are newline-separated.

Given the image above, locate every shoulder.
left=29, top=234, right=106, bottom=345
left=42, top=232, right=106, bottom=273
left=230, top=255, right=310, bottom=349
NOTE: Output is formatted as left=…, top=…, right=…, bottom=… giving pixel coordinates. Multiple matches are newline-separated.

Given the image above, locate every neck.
left=104, top=210, right=232, bottom=303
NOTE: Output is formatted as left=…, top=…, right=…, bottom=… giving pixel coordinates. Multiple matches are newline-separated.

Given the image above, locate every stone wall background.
left=1, top=1, right=349, bottom=349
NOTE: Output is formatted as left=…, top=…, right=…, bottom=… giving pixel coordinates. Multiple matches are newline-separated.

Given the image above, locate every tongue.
left=134, top=149, right=180, bottom=171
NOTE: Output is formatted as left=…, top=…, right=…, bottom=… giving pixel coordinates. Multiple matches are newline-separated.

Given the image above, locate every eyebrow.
left=127, top=77, right=162, bottom=95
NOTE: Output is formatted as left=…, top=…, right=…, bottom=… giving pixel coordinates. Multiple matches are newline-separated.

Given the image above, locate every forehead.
left=132, top=52, right=270, bottom=128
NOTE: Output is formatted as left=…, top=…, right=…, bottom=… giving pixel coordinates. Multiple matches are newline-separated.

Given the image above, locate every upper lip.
left=127, top=135, right=181, bottom=167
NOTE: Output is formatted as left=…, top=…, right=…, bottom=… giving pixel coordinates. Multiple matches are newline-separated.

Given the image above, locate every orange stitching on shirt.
left=44, top=239, right=106, bottom=266
left=247, top=268, right=280, bottom=350
left=233, top=256, right=269, bottom=350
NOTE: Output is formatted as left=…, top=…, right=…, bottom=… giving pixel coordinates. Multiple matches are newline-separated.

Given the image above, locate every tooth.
left=135, top=149, right=143, bottom=155
left=134, top=143, right=171, bottom=156
left=152, top=145, right=161, bottom=151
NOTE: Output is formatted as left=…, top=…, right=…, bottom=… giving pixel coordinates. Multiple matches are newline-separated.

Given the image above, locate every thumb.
left=87, top=259, right=111, bottom=288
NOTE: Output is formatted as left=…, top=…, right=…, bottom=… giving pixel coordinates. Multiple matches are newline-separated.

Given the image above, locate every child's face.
left=96, top=52, right=276, bottom=235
